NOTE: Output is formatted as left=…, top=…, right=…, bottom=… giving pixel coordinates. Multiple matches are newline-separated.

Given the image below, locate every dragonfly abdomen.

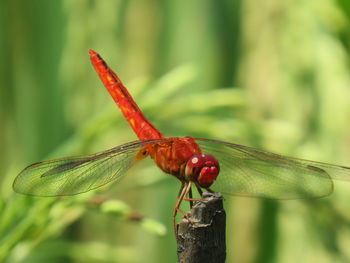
left=89, top=50, right=163, bottom=141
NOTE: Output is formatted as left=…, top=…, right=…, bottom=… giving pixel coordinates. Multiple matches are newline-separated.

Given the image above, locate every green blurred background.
left=1, top=0, right=350, bottom=262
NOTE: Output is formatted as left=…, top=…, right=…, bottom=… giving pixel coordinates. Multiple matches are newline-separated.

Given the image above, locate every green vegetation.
left=1, top=0, right=350, bottom=262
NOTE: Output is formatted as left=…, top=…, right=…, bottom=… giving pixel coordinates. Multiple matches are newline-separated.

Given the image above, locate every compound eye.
left=185, top=154, right=220, bottom=188
left=185, top=156, right=202, bottom=179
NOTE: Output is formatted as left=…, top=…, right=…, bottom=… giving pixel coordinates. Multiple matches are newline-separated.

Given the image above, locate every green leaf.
left=100, top=200, right=131, bottom=217
left=140, top=218, right=167, bottom=236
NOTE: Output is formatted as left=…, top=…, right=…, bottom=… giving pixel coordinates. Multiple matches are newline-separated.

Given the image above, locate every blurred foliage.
left=1, top=0, right=350, bottom=262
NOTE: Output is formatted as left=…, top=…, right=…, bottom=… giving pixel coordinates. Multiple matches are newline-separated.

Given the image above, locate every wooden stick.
left=176, top=192, right=226, bottom=263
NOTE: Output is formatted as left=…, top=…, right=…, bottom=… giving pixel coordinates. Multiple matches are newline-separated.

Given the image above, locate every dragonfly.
left=13, top=50, right=350, bottom=231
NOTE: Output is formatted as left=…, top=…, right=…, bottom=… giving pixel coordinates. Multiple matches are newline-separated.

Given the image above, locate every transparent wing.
left=196, top=138, right=350, bottom=199
left=13, top=140, right=162, bottom=197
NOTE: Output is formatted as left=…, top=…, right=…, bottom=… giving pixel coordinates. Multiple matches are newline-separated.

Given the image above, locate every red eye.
left=185, top=154, right=220, bottom=188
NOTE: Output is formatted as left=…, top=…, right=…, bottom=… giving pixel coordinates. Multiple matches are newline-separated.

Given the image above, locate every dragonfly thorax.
left=185, top=154, right=220, bottom=188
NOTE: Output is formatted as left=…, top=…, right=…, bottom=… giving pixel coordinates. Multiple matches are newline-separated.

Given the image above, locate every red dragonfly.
left=13, top=50, right=350, bottom=227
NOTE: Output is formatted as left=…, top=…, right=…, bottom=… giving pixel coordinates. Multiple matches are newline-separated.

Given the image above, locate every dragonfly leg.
left=177, top=182, right=185, bottom=197
left=173, top=182, right=192, bottom=235
left=188, top=186, right=193, bottom=208
left=184, top=183, right=206, bottom=202
left=195, top=183, right=203, bottom=196
left=183, top=183, right=211, bottom=202
left=173, top=182, right=190, bottom=219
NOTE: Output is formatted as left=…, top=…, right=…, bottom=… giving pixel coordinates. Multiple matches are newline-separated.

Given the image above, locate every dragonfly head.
left=185, top=154, right=220, bottom=188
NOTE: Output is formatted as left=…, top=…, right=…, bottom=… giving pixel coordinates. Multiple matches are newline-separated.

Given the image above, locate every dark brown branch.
left=176, top=192, right=226, bottom=263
